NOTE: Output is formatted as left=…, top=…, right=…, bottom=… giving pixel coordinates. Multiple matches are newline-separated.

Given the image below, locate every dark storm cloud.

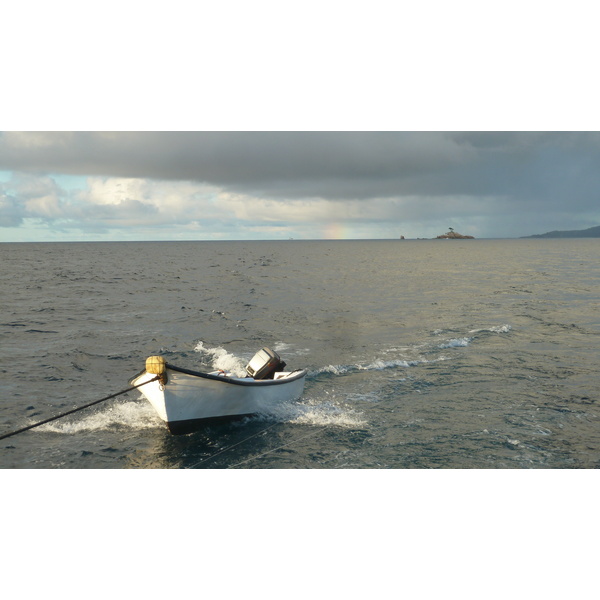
left=1, top=131, right=600, bottom=211
left=0, top=132, right=463, bottom=194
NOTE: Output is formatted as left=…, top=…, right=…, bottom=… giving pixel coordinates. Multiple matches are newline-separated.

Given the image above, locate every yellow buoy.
left=146, top=355, right=167, bottom=375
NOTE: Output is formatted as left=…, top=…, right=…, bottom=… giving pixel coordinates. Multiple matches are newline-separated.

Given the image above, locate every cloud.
left=1, top=132, right=600, bottom=240
left=0, top=132, right=468, bottom=198
left=0, top=193, right=24, bottom=227
left=2, top=131, right=599, bottom=201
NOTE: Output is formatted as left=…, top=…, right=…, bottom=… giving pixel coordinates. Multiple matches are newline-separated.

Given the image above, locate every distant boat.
left=130, top=348, right=307, bottom=434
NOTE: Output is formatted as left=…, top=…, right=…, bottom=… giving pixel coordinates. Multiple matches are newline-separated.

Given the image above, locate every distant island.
left=435, top=228, right=474, bottom=239
left=522, top=225, right=600, bottom=239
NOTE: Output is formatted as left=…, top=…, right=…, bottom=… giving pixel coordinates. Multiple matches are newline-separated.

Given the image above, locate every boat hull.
left=130, top=364, right=307, bottom=434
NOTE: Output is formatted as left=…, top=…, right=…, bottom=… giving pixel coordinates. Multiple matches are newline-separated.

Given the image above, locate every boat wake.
left=311, top=357, right=429, bottom=377
left=310, top=323, right=513, bottom=378
left=434, top=324, right=512, bottom=348
left=251, top=395, right=367, bottom=429
left=470, top=324, right=512, bottom=334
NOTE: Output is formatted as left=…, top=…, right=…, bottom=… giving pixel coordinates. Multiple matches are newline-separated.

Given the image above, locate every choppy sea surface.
left=1, top=239, right=599, bottom=469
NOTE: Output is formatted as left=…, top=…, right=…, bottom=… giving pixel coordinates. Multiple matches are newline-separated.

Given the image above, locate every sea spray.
left=194, top=341, right=247, bottom=376
left=37, top=401, right=162, bottom=434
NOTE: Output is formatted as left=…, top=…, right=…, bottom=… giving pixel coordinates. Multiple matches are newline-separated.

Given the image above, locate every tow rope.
left=0, top=375, right=160, bottom=442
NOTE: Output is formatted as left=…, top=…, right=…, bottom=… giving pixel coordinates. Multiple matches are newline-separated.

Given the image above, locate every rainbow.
left=322, top=223, right=351, bottom=239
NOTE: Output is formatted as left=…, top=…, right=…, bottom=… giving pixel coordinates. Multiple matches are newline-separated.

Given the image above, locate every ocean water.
left=1, top=238, right=599, bottom=469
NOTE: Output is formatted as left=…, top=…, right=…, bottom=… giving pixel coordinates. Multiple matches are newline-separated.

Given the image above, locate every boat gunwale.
left=165, top=363, right=307, bottom=386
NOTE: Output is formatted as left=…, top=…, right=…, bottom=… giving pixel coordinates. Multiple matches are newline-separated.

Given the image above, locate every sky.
left=1, top=131, right=599, bottom=242
left=2, top=2, right=599, bottom=242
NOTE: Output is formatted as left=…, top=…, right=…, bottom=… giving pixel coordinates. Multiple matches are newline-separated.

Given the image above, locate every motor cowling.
left=246, top=347, right=286, bottom=379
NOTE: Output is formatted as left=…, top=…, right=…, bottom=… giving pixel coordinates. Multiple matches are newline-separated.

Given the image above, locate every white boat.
left=130, top=348, right=307, bottom=434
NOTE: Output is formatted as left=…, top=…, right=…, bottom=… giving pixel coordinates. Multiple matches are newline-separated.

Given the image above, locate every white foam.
left=256, top=396, right=367, bottom=428
left=359, top=358, right=419, bottom=370
left=346, top=391, right=385, bottom=403
left=490, top=324, right=512, bottom=333
left=469, top=324, right=512, bottom=334
left=36, top=401, right=162, bottom=434
left=439, top=337, right=471, bottom=348
left=288, top=405, right=366, bottom=428
left=273, top=342, right=292, bottom=352
left=312, top=364, right=353, bottom=376
left=194, top=341, right=247, bottom=376
left=273, top=342, right=310, bottom=356
left=312, top=356, right=422, bottom=377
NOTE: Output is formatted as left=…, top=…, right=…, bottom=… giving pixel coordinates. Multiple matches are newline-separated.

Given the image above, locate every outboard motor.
left=246, top=347, right=286, bottom=380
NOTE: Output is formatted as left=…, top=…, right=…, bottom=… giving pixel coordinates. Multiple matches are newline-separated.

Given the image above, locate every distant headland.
left=522, top=225, right=600, bottom=238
